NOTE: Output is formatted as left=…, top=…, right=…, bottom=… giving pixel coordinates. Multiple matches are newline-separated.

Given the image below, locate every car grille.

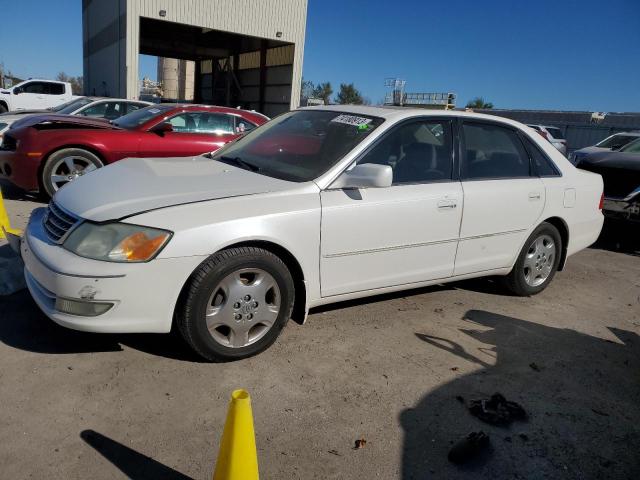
left=579, top=164, right=640, bottom=199
left=42, top=201, right=80, bottom=243
left=0, top=133, right=17, bottom=151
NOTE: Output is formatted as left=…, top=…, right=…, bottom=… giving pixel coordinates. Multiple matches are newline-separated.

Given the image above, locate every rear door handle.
left=528, top=192, right=541, bottom=200
left=437, top=200, right=457, bottom=209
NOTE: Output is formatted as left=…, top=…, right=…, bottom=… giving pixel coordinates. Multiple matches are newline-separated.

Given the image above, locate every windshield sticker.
left=331, top=114, right=372, bottom=128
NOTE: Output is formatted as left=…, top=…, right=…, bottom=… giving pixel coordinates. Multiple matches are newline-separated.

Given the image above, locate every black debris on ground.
left=468, top=393, right=527, bottom=426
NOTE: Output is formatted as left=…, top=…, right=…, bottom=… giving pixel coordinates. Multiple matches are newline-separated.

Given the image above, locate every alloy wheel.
left=50, top=156, right=98, bottom=191
left=205, top=268, right=281, bottom=348
left=523, top=234, right=556, bottom=287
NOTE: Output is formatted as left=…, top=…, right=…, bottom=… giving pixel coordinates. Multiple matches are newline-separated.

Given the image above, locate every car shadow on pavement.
left=311, top=279, right=511, bottom=316
left=0, top=289, right=203, bottom=362
left=591, top=220, right=640, bottom=257
left=81, top=430, right=193, bottom=480
left=401, top=309, right=640, bottom=479
left=0, top=179, right=42, bottom=202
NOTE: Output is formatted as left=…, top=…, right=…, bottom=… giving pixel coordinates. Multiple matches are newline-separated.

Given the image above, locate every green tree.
left=312, top=82, right=333, bottom=105
left=335, top=83, right=364, bottom=105
left=56, top=72, right=84, bottom=95
left=301, top=78, right=315, bottom=100
left=465, top=97, right=494, bottom=109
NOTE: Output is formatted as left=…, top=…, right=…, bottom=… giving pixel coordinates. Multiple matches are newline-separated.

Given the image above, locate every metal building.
left=82, top=0, right=308, bottom=116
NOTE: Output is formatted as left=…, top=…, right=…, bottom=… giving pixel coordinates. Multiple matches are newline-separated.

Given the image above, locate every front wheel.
left=176, top=247, right=295, bottom=361
left=503, top=222, right=562, bottom=296
left=41, top=148, right=104, bottom=197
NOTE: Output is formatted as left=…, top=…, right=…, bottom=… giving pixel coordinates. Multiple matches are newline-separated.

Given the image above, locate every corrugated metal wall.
left=125, top=0, right=307, bottom=108
left=477, top=109, right=640, bottom=152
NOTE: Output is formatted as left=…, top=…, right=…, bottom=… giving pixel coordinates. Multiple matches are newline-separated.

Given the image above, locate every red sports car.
left=0, top=104, right=268, bottom=196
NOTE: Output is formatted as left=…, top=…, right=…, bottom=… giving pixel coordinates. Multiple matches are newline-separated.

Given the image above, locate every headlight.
left=63, top=222, right=172, bottom=262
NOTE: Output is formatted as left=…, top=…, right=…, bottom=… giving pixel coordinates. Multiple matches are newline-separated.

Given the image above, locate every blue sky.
left=1, top=0, right=638, bottom=111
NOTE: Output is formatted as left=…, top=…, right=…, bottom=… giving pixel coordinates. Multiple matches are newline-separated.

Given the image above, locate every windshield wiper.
left=218, top=155, right=261, bottom=172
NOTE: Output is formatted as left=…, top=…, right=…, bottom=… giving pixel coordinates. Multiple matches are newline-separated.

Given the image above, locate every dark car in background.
left=577, top=138, right=640, bottom=224
left=0, top=104, right=268, bottom=196
left=569, top=131, right=640, bottom=165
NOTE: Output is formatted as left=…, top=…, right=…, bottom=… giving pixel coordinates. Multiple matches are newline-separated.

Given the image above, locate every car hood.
left=574, top=146, right=607, bottom=155
left=13, top=114, right=115, bottom=130
left=54, top=156, right=297, bottom=222
left=578, top=151, right=640, bottom=171
left=0, top=109, right=48, bottom=117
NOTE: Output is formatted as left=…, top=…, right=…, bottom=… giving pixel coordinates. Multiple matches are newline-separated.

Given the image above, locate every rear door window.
left=521, top=136, right=561, bottom=177
left=46, top=83, right=65, bottom=95
left=462, top=122, right=532, bottom=179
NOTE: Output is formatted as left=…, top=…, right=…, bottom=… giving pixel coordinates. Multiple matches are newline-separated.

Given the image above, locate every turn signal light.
left=598, top=193, right=604, bottom=210
left=116, top=231, right=169, bottom=261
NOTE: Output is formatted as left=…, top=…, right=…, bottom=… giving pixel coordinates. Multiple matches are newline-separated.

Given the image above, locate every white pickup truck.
left=0, top=79, right=76, bottom=113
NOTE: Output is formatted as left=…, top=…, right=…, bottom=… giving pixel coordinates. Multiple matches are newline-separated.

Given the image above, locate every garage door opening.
left=139, top=17, right=295, bottom=117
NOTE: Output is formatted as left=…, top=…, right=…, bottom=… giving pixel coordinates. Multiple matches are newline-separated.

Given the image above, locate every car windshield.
left=49, top=97, right=93, bottom=113
left=619, top=138, right=640, bottom=153
left=596, top=134, right=638, bottom=149
left=113, top=104, right=174, bottom=129
left=210, top=110, right=385, bottom=182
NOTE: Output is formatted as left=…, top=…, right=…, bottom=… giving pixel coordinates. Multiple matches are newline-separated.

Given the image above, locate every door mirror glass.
left=150, top=122, right=173, bottom=134
left=332, top=163, right=393, bottom=189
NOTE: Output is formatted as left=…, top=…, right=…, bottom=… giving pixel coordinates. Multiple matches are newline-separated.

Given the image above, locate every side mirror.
left=331, top=163, right=393, bottom=189
left=150, top=122, right=173, bottom=134
left=13, top=87, right=21, bottom=95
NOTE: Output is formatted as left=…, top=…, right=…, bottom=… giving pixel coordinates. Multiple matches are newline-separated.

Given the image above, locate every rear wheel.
left=504, top=222, right=562, bottom=296
left=177, top=247, right=295, bottom=362
left=41, top=148, right=103, bottom=197
left=0, top=104, right=7, bottom=114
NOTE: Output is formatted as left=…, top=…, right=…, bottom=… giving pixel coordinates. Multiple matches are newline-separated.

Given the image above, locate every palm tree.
left=465, top=97, right=494, bottom=109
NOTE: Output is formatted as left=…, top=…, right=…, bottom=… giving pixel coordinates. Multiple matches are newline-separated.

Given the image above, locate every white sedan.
left=19, top=106, right=604, bottom=361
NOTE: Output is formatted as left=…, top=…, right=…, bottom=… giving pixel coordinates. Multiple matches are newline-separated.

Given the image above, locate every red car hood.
left=13, top=114, right=117, bottom=130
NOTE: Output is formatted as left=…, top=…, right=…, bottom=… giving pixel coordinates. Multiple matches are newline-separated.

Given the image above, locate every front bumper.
left=0, top=150, right=41, bottom=191
left=22, top=207, right=207, bottom=333
left=603, top=197, right=640, bottom=223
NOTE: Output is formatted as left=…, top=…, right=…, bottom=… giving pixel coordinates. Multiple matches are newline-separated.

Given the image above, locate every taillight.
left=598, top=193, right=604, bottom=210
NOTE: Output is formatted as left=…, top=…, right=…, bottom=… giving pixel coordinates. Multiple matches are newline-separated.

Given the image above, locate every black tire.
left=41, top=148, right=103, bottom=198
left=177, top=247, right=295, bottom=362
left=0, top=104, right=7, bottom=114
left=503, top=222, right=562, bottom=296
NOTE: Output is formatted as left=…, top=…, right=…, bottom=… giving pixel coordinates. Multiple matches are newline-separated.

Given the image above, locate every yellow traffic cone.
left=213, top=389, right=259, bottom=480
left=0, top=187, right=21, bottom=239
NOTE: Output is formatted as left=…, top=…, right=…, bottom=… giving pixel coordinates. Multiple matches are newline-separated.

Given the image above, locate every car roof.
left=613, top=131, right=640, bottom=136
left=83, top=97, right=151, bottom=103
left=299, top=104, right=529, bottom=129
left=161, top=103, right=262, bottom=114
